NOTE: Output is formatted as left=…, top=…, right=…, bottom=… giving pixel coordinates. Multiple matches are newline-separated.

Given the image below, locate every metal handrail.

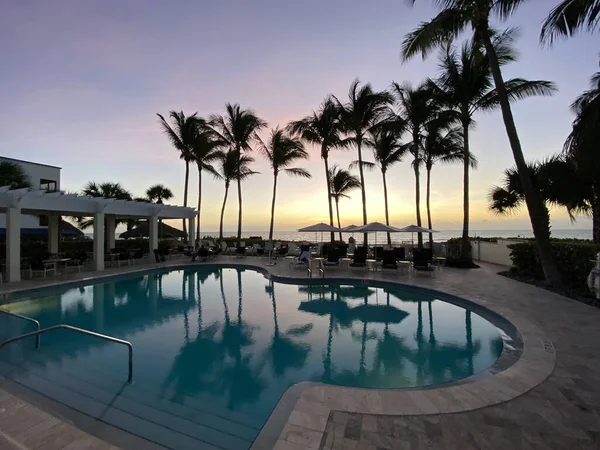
left=0, top=308, right=41, bottom=349
left=0, top=324, right=133, bottom=383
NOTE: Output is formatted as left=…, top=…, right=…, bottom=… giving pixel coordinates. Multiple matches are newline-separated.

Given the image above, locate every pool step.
left=0, top=351, right=257, bottom=450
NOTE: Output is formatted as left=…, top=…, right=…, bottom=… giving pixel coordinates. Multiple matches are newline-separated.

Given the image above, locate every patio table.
left=43, top=258, right=71, bottom=275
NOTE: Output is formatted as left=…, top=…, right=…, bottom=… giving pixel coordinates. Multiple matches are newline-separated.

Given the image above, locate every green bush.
left=508, top=241, right=598, bottom=286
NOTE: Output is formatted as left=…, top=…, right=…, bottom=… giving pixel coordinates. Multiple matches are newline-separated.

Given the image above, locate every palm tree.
left=191, top=126, right=223, bottom=239
left=402, top=0, right=563, bottom=286
left=209, top=104, right=266, bottom=245
left=428, top=32, right=556, bottom=260
left=0, top=161, right=31, bottom=189
left=260, top=128, right=311, bottom=242
left=488, top=156, right=580, bottom=236
left=157, top=111, right=202, bottom=238
left=329, top=166, right=361, bottom=241
left=288, top=98, right=347, bottom=242
left=146, top=184, right=174, bottom=239
left=336, top=80, right=393, bottom=245
left=146, top=184, right=173, bottom=204
left=422, top=121, right=471, bottom=249
left=563, top=71, right=600, bottom=242
left=541, top=0, right=600, bottom=44
left=216, top=150, right=258, bottom=241
left=363, top=129, right=409, bottom=245
left=390, top=81, right=437, bottom=250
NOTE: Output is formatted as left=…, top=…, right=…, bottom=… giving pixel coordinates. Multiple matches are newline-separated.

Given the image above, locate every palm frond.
left=541, top=0, right=600, bottom=45
left=283, top=167, right=312, bottom=178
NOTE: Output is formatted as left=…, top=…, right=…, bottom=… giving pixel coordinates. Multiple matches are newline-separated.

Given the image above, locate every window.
left=40, top=179, right=57, bottom=192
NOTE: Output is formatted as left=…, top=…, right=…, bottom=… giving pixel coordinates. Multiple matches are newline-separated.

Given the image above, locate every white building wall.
left=470, top=239, right=525, bottom=267
left=0, top=157, right=61, bottom=230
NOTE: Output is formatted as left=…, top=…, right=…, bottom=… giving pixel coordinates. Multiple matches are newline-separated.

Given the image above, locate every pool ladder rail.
left=307, top=261, right=325, bottom=279
left=0, top=309, right=133, bottom=383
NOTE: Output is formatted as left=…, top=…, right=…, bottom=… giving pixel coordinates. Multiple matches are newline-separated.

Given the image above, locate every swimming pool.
left=0, top=266, right=507, bottom=450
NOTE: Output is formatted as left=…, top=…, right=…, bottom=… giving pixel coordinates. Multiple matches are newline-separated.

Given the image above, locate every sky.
left=1, top=0, right=598, bottom=233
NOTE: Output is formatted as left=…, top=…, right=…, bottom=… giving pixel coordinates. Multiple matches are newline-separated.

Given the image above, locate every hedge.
left=508, top=240, right=598, bottom=287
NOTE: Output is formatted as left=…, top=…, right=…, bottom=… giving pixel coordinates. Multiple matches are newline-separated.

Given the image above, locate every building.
left=0, top=156, right=61, bottom=235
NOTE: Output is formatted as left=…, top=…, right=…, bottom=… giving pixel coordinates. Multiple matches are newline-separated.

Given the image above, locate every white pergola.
left=0, top=186, right=197, bottom=282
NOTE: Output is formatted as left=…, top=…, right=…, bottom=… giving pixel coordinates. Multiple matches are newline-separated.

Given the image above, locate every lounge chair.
left=393, top=247, right=406, bottom=261
left=412, top=251, right=435, bottom=276
left=338, top=245, right=348, bottom=258
left=290, top=250, right=311, bottom=269
left=277, top=244, right=289, bottom=257
left=30, top=259, right=56, bottom=278
left=374, top=247, right=385, bottom=261
left=349, top=248, right=367, bottom=269
left=320, top=244, right=330, bottom=258
left=381, top=250, right=398, bottom=271
left=235, top=246, right=246, bottom=258
left=323, top=249, right=340, bottom=269
left=197, top=247, right=209, bottom=262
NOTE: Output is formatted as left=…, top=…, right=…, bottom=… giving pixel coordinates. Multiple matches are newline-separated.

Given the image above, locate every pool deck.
left=0, top=255, right=599, bottom=449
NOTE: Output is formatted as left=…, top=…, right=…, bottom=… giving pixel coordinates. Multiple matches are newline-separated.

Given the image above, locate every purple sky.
left=1, top=0, right=597, bottom=232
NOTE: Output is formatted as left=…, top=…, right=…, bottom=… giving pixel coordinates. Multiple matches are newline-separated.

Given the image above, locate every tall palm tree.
left=259, top=128, right=311, bottom=242
left=336, top=80, right=393, bottom=245
left=288, top=98, right=347, bottom=242
left=210, top=104, right=266, bottom=245
left=0, top=161, right=31, bottom=189
left=402, top=0, right=563, bottom=286
left=362, top=129, right=409, bottom=245
left=146, top=184, right=173, bottom=204
left=541, top=0, right=600, bottom=44
left=563, top=71, right=600, bottom=242
left=157, top=111, right=201, bottom=237
left=390, top=81, right=437, bottom=250
left=191, top=127, right=223, bottom=239
left=428, top=32, right=557, bottom=260
left=216, top=150, right=257, bottom=241
left=329, top=166, right=361, bottom=241
left=146, top=184, right=174, bottom=239
left=422, top=122, right=470, bottom=249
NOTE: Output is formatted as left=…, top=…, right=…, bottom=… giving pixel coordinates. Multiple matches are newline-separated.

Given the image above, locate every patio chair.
left=323, top=249, right=340, bottom=269
left=66, top=252, right=87, bottom=273
left=197, top=247, right=209, bottom=262
left=349, top=248, right=367, bottom=269
left=320, top=244, right=330, bottom=258
left=412, top=250, right=435, bottom=276
left=235, top=246, right=246, bottom=258
left=374, top=246, right=385, bottom=261
left=130, top=249, right=145, bottom=264
left=277, top=244, right=289, bottom=257
left=30, top=258, right=56, bottom=278
left=381, top=250, right=398, bottom=270
left=393, top=247, right=406, bottom=261
left=338, top=245, right=348, bottom=258
left=290, top=250, right=311, bottom=269
left=154, top=249, right=165, bottom=263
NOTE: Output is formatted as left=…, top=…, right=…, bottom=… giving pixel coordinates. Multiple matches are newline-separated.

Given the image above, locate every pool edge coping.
left=0, top=258, right=556, bottom=450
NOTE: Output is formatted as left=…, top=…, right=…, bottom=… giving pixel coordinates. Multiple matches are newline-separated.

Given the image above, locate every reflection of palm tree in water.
left=265, top=280, right=312, bottom=377
left=218, top=268, right=265, bottom=410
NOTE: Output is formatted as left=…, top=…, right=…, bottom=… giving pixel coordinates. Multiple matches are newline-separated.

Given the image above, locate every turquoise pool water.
left=0, top=267, right=504, bottom=450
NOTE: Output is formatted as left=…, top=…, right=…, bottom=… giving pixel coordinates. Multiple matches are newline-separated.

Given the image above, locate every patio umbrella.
left=298, top=222, right=340, bottom=243
left=351, top=222, right=402, bottom=246
left=395, top=225, right=438, bottom=248
left=119, top=222, right=186, bottom=239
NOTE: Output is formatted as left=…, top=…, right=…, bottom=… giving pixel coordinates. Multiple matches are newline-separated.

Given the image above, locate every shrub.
left=508, top=241, right=598, bottom=287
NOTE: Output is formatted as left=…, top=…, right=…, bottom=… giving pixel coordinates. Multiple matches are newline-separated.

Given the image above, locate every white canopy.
left=396, top=225, right=437, bottom=233
left=351, top=222, right=402, bottom=233
left=341, top=224, right=360, bottom=232
left=298, top=222, right=340, bottom=232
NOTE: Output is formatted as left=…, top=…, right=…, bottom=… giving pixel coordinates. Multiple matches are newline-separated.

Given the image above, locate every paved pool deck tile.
left=0, top=255, right=598, bottom=449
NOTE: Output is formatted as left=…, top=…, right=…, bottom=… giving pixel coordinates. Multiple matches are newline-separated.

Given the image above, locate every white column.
left=6, top=207, right=21, bottom=283
left=93, top=212, right=105, bottom=271
left=106, top=216, right=116, bottom=250
left=189, top=216, right=196, bottom=246
left=48, top=215, right=59, bottom=255
left=149, top=216, right=158, bottom=253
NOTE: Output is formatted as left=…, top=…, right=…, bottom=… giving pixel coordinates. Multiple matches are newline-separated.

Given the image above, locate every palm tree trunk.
left=236, top=177, right=243, bottom=246
left=268, top=173, right=278, bottom=242
left=197, top=165, right=202, bottom=240
left=593, top=191, right=600, bottom=245
left=426, top=166, right=433, bottom=250
left=183, top=160, right=189, bottom=238
left=219, top=182, right=229, bottom=241
left=356, top=138, right=368, bottom=247
left=480, top=30, right=561, bottom=287
left=461, top=118, right=471, bottom=261
left=382, top=169, right=391, bottom=246
left=413, top=130, right=423, bottom=250
left=335, top=198, right=342, bottom=241
left=323, top=149, right=335, bottom=243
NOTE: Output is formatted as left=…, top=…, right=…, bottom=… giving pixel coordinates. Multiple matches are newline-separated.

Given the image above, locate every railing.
left=0, top=308, right=41, bottom=349
left=0, top=324, right=133, bottom=383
